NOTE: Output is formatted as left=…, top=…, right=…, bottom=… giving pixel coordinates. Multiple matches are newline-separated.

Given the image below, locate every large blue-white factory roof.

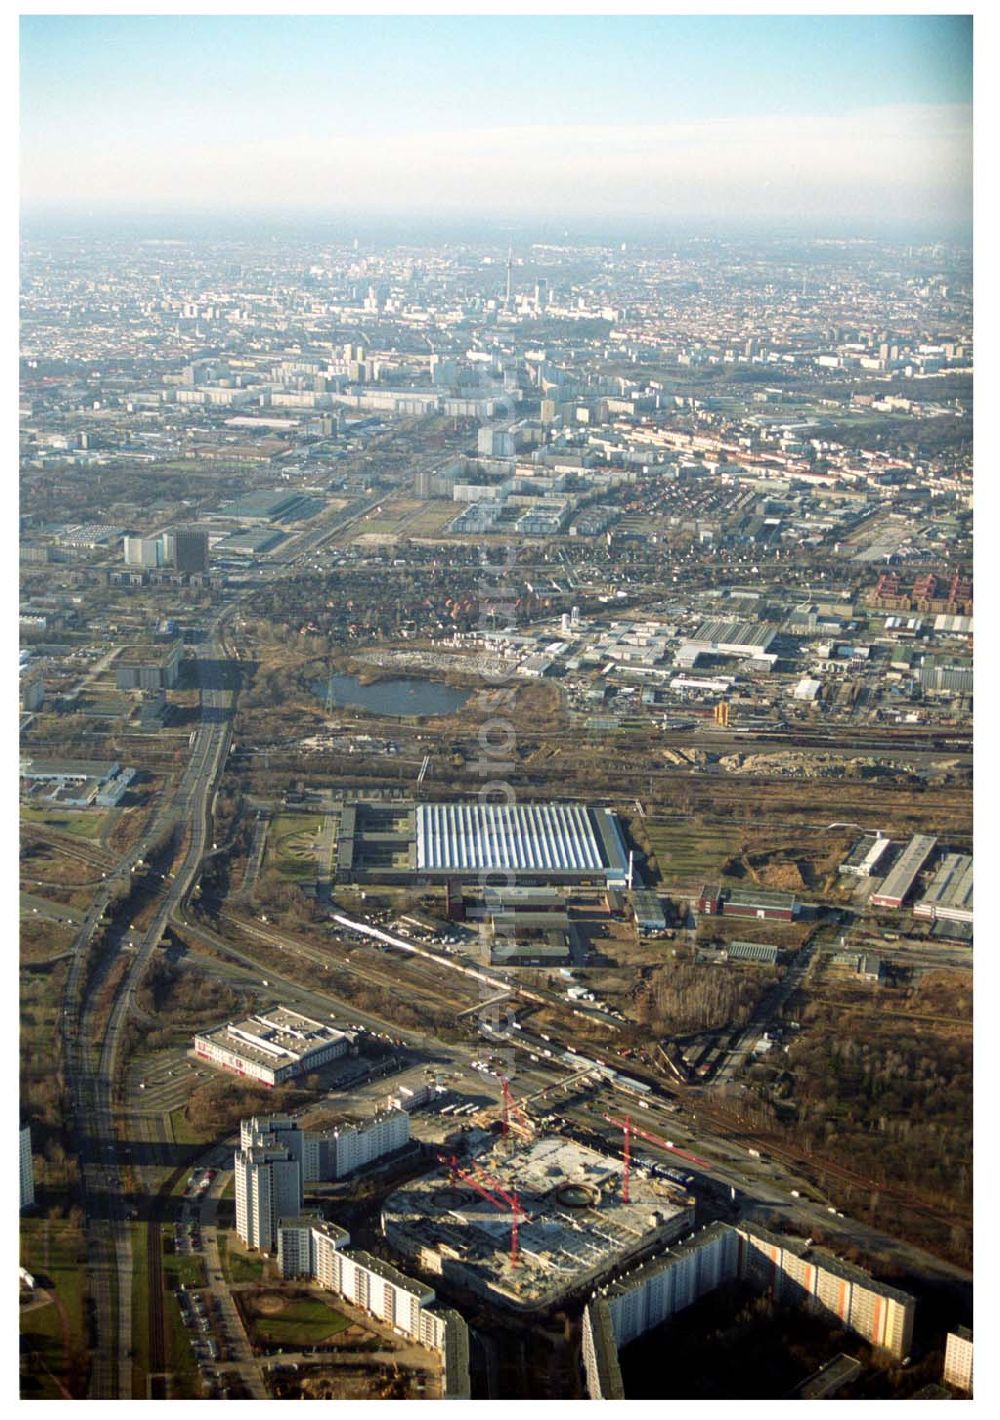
left=415, top=802, right=629, bottom=883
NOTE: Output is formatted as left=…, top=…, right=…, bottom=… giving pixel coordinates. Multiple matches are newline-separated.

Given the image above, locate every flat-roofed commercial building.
left=697, top=884, right=797, bottom=921
left=194, top=1007, right=350, bottom=1086
left=20, top=757, right=135, bottom=809
left=914, top=853, right=973, bottom=925
left=840, top=833, right=893, bottom=878
left=870, top=835, right=938, bottom=909
left=685, top=619, right=777, bottom=658
left=115, top=642, right=181, bottom=690
left=415, top=802, right=631, bottom=886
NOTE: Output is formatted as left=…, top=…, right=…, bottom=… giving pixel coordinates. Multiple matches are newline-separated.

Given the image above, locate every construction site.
left=380, top=1130, right=695, bottom=1314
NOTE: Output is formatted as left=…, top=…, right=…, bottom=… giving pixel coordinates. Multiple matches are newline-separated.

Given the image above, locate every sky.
left=19, top=14, right=973, bottom=233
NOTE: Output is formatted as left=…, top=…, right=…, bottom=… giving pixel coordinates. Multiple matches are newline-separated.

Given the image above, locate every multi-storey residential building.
left=234, top=1141, right=302, bottom=1253
left=239, top=1109, right=409, bottom=1182
left=583, top=1223, right=917, bottom=1398
left=320, top=1110, right=410, bottom=1179
left=122, top=534, right=163, bottom=568
left=241, top=1114, right=321, bottom=1181
left=275, top=1216, right=470, bottom=1397
left=943, top=1327, right=973, bottom=1394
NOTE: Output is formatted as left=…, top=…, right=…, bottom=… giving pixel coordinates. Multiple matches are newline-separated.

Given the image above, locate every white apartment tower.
left=234, top=1141, right=302, bottom=1254
left=241, top=1114, right=321, bottom=1182
left=943, top=1327, right=973, bottom=1394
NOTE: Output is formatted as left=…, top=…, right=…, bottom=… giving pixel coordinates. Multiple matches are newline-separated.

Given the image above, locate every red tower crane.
left=500, top=1078, right=533, bottom=1140
left=622, top=1114, right=632, bottom=1203
left=438, top=1154, right=528, bottom=1267
left=604, top=1115, right=714, bottom=1172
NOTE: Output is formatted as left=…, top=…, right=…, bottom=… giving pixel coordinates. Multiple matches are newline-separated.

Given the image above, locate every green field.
left=22, top=806, right=107, bottom=840
left=643, top=819, right=744, bottom=887
left=402, top=503, right=460, bottom=535
left=169, top=1105, right=201, bottom=1147
left=248, top=1293, right=350, bottom=1346
left=224, top=1243, right=264, bottom=1285
left=164, top=1244, right=207, bottom=1292
left=19, top=1218, right=90, bottom=1400
left=269, top=815, right=322, bottom=881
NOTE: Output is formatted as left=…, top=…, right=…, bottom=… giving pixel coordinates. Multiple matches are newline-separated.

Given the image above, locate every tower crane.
left=500, top=1077, right=534, bottom=1140
left=438, top=1153, right=529, bottom=1267
left=604, top=1114, right=714, bottom=1185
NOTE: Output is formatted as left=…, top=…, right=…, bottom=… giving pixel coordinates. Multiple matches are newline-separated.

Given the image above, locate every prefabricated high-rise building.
left=171, top=527, right=210, bottom=574
left=123, top=535, right=163, bottom=568
left=240, top=1109, right=410, bottom=1183
left=234, top=1138, right=303, bottom=1253
left=943, top=1327, right=973, bottom=1394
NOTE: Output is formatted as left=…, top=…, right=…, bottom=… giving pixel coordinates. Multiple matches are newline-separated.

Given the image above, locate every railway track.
left=147, top=1218, right=166, bottom=1383
left=22, top=824, right=119, bottom=871
left=215, top=907, right=484, bottom=1016
left=689, top=1098, right=970, bottom=1232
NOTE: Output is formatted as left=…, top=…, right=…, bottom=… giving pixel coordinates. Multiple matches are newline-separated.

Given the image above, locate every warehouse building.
left=870, top=835, right=938, bottom=910
left=416, top=802, right=630, bottom=884
left=224, top=488, right=315, bottom=522
left=839, top=833, right=892, bottom=879
left=630, top=889, right=667, bottom=934
left=194, top=1007, right=350, bottom=1086
left=681, top=619, right=777, bottom=660
left=20, top=757, right=136, bottom=809
left=696, top=884, right=797, bottom=921
left=724, top=941, right=779, bottom=965
left=913, top=853, right=973, bottom=926
left=337, top=800, right=632, bottom=888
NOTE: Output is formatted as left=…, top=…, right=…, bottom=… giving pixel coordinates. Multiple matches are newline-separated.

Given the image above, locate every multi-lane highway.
left=62, top=618, right=235, bottom=1398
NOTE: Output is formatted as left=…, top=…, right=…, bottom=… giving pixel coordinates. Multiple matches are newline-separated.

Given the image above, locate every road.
left=197, top=1171, right=269, bottom=1399
left=713, top=936, right=820, bottom=1088
left=61, top=615, right=236, bottom=1398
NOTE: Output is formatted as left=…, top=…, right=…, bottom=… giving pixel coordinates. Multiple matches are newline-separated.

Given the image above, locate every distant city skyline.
left=20, top=14, right=973, bottom=232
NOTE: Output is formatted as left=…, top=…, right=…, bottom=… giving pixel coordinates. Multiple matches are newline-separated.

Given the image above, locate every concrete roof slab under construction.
left=381, top=1134, right=694, bottom=1313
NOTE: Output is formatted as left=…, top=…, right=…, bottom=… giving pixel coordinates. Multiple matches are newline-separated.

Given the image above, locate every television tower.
left=504, top=244, right=513, bottom=309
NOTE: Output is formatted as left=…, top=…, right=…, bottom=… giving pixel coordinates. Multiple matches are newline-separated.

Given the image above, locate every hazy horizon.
left=20, top=14, right=972, bottom=233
